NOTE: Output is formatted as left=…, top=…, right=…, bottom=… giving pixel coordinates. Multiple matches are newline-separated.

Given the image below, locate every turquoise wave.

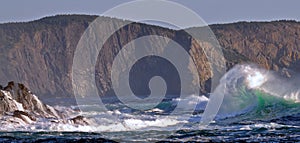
left=219, top=87, right=300, bottom=123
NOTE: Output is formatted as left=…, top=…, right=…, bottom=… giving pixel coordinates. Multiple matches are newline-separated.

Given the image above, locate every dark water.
left=0, top=132, right=116, bottom=143
left=1, top=123, right=300, bottom=142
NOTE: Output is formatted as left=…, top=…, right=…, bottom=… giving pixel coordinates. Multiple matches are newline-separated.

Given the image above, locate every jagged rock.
left=0, top=81, right=88, bottom=126
left=3, top=81, right=14, bottom=91
left=69, top=115, right=90, bottom=126
left=13, top=110, right=36, bottom=123
left=211, top=21, right=300, bottom=75
left=0, top=90, right=21, bottom=114
left=2, top=81, right=62, bottom=119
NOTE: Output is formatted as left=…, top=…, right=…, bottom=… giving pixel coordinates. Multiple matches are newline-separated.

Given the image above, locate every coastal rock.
left=3, top=81, right=62, bottom=119
left=0, top=15, right=299, bottom=97
left=0, top=90, right=21, bottom=114
left=13, top=110, right=36, bottom=124
left=0, top=81, right=88, bottom=125
left=69, top=115, right=90, bottom=126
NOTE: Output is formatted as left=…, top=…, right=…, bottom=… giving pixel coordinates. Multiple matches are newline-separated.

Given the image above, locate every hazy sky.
left=0, top=0, right=299, bottom=25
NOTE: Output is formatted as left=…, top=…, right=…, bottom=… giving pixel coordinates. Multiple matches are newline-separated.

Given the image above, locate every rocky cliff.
left=211, top=21, right=300, bottom=76
left=0, top=81, right=90, bottom=126
left=0, top=15, right=299, bottom=98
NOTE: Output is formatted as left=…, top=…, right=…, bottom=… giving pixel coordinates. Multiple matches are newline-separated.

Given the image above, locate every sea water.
left=1, top=64, right=300, bottom=142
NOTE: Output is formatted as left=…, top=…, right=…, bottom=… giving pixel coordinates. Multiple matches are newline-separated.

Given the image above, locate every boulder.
left=69, top=115, right=90, bottom=126
left=0, top=81, right=88, bottom=126
left=13, top=110, right=36, bottom=124
left=2, top=81, right=62, bottom=119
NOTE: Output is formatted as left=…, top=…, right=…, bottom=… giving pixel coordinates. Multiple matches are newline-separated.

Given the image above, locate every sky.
left=0, top=0, right=299, bottom=25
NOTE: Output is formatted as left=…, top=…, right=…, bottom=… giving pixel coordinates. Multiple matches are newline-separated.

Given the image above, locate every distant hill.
left=0, top=15, right=299, bottom=98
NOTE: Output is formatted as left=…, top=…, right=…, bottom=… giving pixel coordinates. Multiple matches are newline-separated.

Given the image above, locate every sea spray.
left=208, top=64, right=268, bottom=119
left=205, top=64, right=300, bottom=122
left=258, top=72, right=300, bottom=102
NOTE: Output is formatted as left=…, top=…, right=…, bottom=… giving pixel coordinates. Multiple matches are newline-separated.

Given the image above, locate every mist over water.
left=258, top=71, right=300, bottom=102
left=208, top=64, right=300, bottom=121
left=232, top=64, right=300, bottom=102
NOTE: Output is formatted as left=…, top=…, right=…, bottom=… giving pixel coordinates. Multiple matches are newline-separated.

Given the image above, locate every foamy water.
left=1, top=64, right=300, bottom=142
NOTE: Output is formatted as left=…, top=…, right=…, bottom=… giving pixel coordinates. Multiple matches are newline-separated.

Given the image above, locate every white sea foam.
left=3, top=64, right=300, bottom=134
left=207, top=64, right=268, bottom=119
left=146, top=108, right=164, bottom=113
left=0, top=95, right=201, bottom=133
left=244, top=66, right=267, bottom=89
left=123, top=118, right=180, bottom=130
left=173, top=94, right=208, bottom=103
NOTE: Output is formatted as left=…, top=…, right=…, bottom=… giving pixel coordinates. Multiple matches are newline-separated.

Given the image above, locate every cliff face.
left=0, top=15, right=299, bottom=98
left=0, top=15, right=96, bottom=97
left=211, top=21, right=300, bottom=76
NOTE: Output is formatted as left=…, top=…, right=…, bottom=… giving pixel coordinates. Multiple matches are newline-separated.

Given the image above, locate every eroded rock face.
left=0, top=15, right=299, bottom=97
left=2, top=81, right=62, bottom=119
left=0, top=81, right=89, bottom=126
left=13, top=110, right=37, bottom=124
left=0, top=90, right=20, bottom=114
left=210, top=21, right=300, bottom=76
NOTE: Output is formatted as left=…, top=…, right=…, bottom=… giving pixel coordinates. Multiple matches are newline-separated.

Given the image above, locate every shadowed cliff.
left=0, top=15, right=299, bottom=99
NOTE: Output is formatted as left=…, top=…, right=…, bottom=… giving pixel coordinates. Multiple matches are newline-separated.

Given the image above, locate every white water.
left=0, top=94, right=209, bottom=133
left=258, top=72, right=300, bottom=102
left=237, top=64, right=300, bottom=102
left=1, top=64, right=299, bottom=135
left=244, top=66, right=267, bottom=89
left=203, top=64, right=268, bottom=119
left=205, top=63, right=300, bottom=121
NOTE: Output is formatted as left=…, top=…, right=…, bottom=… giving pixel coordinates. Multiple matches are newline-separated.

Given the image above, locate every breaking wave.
left=1, top=64, right=300, bottom=142
left=215, top=64, right=300, bottom=122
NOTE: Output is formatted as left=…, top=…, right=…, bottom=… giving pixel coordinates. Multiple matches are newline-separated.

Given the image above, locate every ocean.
left=1, top=64, right=300, bottom=142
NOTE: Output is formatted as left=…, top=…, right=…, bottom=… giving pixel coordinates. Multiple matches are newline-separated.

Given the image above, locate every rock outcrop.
left=69, top=115, right=89, bottom=126
left=210, top=21, right=300, bottom=77
left=0, top=81, right=89, bottom=125
left=1, top=81, right=62, bottom=118
left=0, top=15, right=299, bottom=97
